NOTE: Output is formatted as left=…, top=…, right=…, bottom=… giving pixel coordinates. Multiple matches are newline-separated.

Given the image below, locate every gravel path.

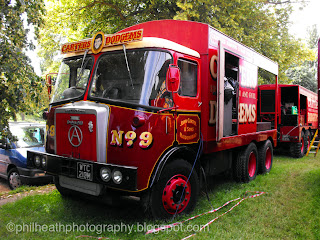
left=0, top=184, right=56, bottom=207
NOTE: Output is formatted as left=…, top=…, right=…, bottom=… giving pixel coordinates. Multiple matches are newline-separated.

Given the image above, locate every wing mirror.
left=166, top=64, right=180, bottom=93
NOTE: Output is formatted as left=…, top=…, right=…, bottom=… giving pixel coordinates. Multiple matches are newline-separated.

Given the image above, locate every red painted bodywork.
left=106, top=106, right=175, bottom=190
left=259, top=84, right=318, bottom=142
left=121, top=20, right=278, bottom=154
left=45, top=20, right=279, bottom=192
left=56, top=113, right=97, bottom=161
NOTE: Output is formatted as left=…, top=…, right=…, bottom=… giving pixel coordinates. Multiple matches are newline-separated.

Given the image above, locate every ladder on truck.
left=306, top=129, right=320, bottom=157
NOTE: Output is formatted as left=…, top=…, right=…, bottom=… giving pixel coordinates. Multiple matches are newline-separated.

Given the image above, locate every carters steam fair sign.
left=61, top=29, right=143, bottom=54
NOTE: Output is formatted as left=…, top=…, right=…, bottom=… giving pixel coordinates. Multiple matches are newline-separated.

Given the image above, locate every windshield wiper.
left=122, top=44, right=134, bottom=89
left=76, top=49, right=89, bottom=83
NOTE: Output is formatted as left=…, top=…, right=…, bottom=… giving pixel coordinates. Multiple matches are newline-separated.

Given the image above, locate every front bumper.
left=17, top=167, right=53, bottom=185
left=27, top=151, right=137, bottom=192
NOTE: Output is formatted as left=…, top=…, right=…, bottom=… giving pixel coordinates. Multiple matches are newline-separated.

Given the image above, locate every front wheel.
left=8, top=168, right=22, bottom=190
left=148, top=159, right=199, bottom=219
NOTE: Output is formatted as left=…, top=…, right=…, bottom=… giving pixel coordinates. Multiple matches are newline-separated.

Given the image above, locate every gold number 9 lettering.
left=139, top=132, right=153, bottom=149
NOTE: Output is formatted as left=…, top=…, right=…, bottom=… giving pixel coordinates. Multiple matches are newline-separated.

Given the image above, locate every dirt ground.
left=0, top=177, right=55, bottom=207
left=0, top=178, right=10, bottom=193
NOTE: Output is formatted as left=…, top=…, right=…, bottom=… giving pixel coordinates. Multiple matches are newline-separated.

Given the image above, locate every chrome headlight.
left=100, top=167, right=111, bottom=182
left=34, top=156, right=41, bottom=167
left=112, top=170, right=122, bottom=184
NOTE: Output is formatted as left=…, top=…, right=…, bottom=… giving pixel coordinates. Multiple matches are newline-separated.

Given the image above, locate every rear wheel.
left=258, top=140, right=273, bottom=174
left=234, top=142, right=258, bottom=182
left=289, top=131, right=305, bottom=158
left=8, top=168, right=21, bottom=190
left=148, top=159, right=199, bottom=219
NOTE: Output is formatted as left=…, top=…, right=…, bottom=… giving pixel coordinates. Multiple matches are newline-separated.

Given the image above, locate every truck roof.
left=259, top=84, right=317, bottom=98
left=120, top=20, right=278, bottom=75
left=63, top=36, right=200, bottom=58
left=61, top=20, right=278, bottom=76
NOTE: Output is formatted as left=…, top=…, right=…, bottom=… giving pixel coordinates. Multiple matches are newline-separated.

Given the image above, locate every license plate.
left=77, top=162, right=93, bottom=181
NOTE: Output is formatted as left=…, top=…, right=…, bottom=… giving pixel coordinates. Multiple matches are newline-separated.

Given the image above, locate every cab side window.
left=178, top=59, right=198, bottom=97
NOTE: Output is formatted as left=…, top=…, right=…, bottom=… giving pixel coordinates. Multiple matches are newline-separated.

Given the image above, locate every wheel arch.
left=149, top=145, right=201, bottom=189
left=7, top=164, right=17, bottom=175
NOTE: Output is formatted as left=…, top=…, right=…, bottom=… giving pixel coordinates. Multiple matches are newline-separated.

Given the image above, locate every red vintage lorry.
left=258, top=84, right=318, bottom=158
left=27, top=20, right=278, bottom=218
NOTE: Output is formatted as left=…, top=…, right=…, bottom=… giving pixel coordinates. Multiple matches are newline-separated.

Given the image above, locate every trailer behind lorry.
left=27, top=20, right=278, bottom=218
left=259, top=84, right=318, bottom=158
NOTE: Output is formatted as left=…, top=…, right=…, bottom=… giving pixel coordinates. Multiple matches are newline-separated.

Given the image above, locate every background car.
left=0, top=122, right=52, bottom=189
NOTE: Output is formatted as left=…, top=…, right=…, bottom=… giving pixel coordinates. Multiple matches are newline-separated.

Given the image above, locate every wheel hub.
left=301, top=138, right=304, bottom=154
left=265, top=147, right=272, bottom=170
left=248, top=152, right=257, bottom=178
left=9, top=172, right=21, bottom=189
left=162, top=174, right=191, bottom=214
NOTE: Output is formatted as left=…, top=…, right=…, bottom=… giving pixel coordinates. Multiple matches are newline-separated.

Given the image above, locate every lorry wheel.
left=234, top=142, right=258, bottom=182
left=289, top=132, right=305, bottom=158
left=8, top=168, right=22, bottom=190
left=258, top=140, right=273, bottom=174
left=149, top=159, right=199, bottom=219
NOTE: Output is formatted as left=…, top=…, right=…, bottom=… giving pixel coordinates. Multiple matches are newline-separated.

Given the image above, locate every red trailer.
left=259, top=84, right=318, bottom=158
left=28, top=20, right=278, bottom=218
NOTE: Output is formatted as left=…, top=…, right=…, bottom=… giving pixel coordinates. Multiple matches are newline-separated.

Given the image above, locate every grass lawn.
left=0, top=153, right=319, bottom=240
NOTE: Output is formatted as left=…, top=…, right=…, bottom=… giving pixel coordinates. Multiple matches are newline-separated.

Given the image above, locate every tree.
left=286, top=24, right=318, bottom=92
left=174, top=0, right=312, bottom=82
left=38, top=0, right=311, bottom=83
left=0, top=0, right=46, bottom=139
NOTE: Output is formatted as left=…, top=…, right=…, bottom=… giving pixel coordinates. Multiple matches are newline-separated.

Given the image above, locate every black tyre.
left=258, top=140, right=273, bottom=174
left=289, top=131, right=305, bottom=158
left=148, top=159, right=199, bottom=219
left=8, top=168, right=22, bottom=190
left=234, top=142, right=258, bottom=183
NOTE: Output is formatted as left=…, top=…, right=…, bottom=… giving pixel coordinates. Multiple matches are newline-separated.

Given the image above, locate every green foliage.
left=38, top=0, right=311, bottom=85
left=287, top=61, right=317, bottom=92
left=174, top=0, right=312, bottom=83
left=0, top=0, right=47, bottom=138
left=38, top=0, right=180, bottom=73
left=286, top=24, right=318, bottom=92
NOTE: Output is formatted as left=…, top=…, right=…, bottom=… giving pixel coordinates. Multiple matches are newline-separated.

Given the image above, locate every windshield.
left=90, top=50, right=173, bottom=108
left=51, top=56, right=93, bottom=103
left=10, top=124, right=45, bottom=148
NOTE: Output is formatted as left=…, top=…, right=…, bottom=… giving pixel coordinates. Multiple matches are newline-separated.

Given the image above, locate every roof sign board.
left=61, top=29, right=143, bottom=54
